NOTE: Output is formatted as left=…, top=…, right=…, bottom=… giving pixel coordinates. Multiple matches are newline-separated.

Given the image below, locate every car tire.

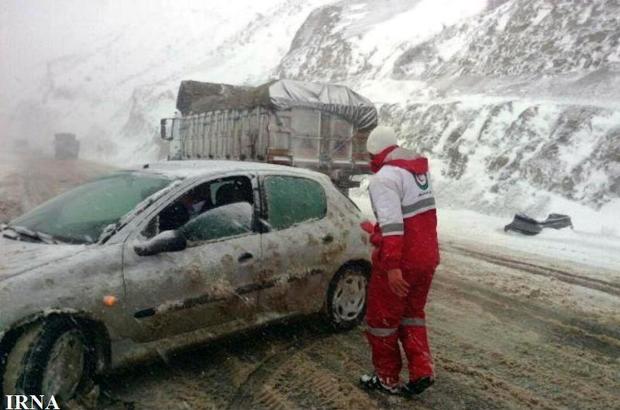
left=2, top=316, right=96, bottom=405
left=325, top=264, right=369, bottom=330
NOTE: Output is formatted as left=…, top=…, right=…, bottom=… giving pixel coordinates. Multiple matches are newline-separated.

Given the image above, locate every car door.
left=256, top=173, right=337, bottom=318
left=121, top=173, right=263, bottom=342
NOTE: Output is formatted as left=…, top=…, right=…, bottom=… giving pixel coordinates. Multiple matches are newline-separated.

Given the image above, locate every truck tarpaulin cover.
left=176, top=79, right=378, bottom=131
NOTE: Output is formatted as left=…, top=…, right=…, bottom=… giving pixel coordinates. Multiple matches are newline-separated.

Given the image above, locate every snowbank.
left=351, top=192, right=620, bottom=276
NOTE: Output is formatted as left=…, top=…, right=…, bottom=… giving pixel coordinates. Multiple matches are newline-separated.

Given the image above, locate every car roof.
left=138, top=160, right=330, bottom=181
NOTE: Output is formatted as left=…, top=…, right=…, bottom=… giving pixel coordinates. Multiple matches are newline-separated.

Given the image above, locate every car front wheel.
left=2, top=316, right=95, bottom=405
left=326, top=264, right=369, bottom=330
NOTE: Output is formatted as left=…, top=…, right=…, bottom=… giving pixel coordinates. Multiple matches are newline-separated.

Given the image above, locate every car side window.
left=264, top=176, right=326, bottom=231
left=182, top=202, right=253, bottom=242
left=145, top=175, right=254, bottom=240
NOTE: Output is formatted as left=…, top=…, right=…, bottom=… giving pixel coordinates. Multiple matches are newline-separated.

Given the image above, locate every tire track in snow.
left=443, top=244, right=620, bottom=297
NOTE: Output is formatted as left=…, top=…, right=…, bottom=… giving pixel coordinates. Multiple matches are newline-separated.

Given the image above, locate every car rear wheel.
left=326, top=264, right=369, bottom=330
left=2, top=316, right=95, bottom=404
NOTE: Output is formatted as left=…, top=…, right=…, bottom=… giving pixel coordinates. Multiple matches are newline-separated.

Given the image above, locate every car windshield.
left=10, top=171, right=172, bottom=244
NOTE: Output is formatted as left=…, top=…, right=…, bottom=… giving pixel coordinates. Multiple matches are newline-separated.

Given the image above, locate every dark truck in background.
left=54, top=133, right=80, bottom=160
left=160, top=79, right=378, bottom=191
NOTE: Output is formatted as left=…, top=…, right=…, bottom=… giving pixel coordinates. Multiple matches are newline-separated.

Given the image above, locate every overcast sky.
left=1, top=0, right=278, bottom=76
left=2, top=0, right=123, bottom=71
left=0, top=0, right=282, bottom=123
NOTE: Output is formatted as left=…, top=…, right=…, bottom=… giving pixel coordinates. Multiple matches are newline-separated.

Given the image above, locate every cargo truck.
left=160, top=79, right=377, bottom=191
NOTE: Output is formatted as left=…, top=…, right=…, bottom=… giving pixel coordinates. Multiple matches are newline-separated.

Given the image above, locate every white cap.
left=366, top=126, right=398, bottom=155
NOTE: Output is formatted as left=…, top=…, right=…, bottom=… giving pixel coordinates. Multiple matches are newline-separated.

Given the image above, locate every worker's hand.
left=360, top=220, right=375, bottom=234
left=387, top=269, right=409, bottom=298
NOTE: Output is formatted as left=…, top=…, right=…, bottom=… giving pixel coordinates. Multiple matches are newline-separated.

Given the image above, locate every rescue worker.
left=360, top=126, right=439, bottom=396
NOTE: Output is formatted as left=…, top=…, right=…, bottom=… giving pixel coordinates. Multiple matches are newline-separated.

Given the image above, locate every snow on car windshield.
left=10, top=172, right=172, bottom=244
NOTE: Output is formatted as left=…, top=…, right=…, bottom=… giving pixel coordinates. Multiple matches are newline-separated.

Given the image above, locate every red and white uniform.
left=365, top=145, right=440, bottom=386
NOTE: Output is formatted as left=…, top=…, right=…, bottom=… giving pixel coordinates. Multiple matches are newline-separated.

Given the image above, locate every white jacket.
left=368, top=148, right=436, bottom=237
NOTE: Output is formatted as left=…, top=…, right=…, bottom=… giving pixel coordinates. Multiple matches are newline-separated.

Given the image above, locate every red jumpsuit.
left=365, top=145, right=440, bottom=387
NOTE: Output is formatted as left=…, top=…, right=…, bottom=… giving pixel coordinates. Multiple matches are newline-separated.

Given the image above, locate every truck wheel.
left=2, top=317, right=96, bottom=404
left=326, top=264, right=369, bottom=330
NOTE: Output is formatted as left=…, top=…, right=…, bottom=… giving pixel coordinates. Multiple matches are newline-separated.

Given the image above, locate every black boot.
left=403, top=376, right=434, bottom=396
left=359, top=374, right=401, bottom=395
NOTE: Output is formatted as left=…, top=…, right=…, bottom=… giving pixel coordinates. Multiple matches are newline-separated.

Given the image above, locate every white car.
left=0, top=160, right=371, bottom=405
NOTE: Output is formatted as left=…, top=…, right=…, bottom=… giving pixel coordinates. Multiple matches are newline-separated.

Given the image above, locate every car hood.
left=0, top=236, right=87, bottom=280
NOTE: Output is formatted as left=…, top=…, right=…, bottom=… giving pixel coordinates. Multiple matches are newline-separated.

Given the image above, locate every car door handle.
left=322, top=234, right=334, bottom=244
left=238, top=252, right=254, bottom=263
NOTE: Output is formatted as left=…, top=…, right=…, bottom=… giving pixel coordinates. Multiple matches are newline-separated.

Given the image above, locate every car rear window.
left=264, top=176, right=326, bottom=230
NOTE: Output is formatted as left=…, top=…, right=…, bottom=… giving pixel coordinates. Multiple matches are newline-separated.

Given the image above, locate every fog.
left=0, top=0, right=148, bottom=145
left=0, top=0, right=283, bottom=158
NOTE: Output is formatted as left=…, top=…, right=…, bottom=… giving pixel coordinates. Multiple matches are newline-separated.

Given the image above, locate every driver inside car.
left=158, top=189, right=209, bottom=232
left=157, top=178, right=253, bottom=233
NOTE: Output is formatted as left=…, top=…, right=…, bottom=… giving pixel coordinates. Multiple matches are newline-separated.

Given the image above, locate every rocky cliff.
left=278, top=0, right=620, bottom=215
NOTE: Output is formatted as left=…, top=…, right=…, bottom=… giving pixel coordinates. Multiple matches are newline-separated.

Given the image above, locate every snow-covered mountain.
left=279, top=0, right=619, bottom=230
left=3, top=0, right=619, bottom=233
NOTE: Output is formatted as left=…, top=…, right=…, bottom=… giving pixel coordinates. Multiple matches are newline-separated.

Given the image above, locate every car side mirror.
left=134, top=230, right=187, bottom=256
left=160, top=118, right=176, bottom=141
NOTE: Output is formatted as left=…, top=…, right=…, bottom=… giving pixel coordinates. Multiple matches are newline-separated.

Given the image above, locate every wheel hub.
left=41, top=330, right=85, bottom=399
left=332, top=272, right=367, bottom=323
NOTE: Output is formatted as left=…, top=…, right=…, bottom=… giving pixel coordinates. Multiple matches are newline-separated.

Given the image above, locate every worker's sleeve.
left=368, top=174, right=403, bottom=271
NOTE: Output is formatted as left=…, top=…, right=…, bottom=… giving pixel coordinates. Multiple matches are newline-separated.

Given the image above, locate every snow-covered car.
left=0, top=161, right=371, bottom=403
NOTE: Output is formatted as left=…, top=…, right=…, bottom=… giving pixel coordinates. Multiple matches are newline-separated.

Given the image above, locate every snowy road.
left=98, top=252, right=620, bottom=410
left=1, top=155, right=618, bottom=409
